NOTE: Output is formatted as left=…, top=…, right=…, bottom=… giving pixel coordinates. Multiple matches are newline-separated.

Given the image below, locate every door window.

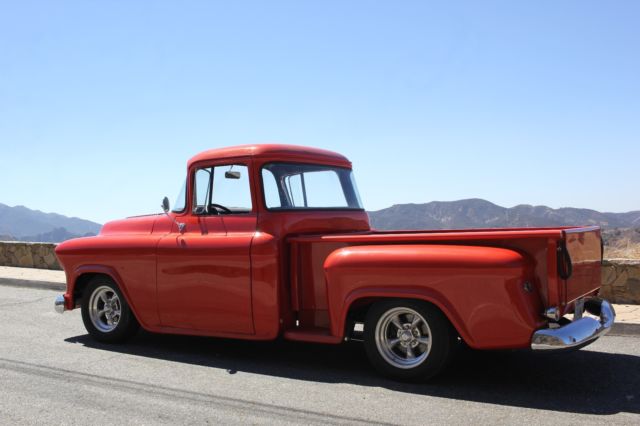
left=193, top=164, right=252, bottom=214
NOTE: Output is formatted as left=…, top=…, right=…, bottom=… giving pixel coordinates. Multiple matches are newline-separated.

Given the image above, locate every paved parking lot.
left=1, top=284, right=639, bottom=425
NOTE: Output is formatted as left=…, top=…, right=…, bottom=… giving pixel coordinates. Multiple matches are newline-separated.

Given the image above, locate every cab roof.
left=187, top=144, right=351, bottom=168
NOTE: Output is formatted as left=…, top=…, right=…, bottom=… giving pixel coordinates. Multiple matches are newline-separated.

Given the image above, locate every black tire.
left=81, top=276, right=139, bottom=343
left=364, top=299, right=456, bottom=382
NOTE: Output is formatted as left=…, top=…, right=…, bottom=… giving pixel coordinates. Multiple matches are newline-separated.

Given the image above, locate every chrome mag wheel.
left=375, top=307, right=432, bottom=369
left=88, top=285, right=122, bottom=333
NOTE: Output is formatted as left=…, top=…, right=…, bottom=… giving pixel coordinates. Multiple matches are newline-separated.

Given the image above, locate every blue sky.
left=1, top=1, right=638, bottom=224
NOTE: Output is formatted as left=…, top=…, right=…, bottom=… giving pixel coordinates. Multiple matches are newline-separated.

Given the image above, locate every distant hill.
left=368, top=198, right=640, bottom=230
left=19, top=227, right=99, bottom=243
left=0, top=203, right=102, bottom=243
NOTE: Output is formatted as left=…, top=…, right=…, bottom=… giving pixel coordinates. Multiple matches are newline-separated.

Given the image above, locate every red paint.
left=55, top=144, right=603, bottom=348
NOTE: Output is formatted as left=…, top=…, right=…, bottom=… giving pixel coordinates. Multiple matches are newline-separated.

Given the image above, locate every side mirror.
left=161, top=196, right=185, bottom=233
left=161, top=196, right=170, bottom=213
left=225, top=171, right=241, bottom=179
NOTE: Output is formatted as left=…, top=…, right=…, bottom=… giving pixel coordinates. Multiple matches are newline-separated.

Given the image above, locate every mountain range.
left=0, top=203, right=102, bottom=243
left=368, top=198, right=640, bottom=230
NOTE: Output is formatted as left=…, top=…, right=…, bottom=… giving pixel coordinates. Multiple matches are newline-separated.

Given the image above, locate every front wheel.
left=364, top=299, right=456, bottom=381
left=81, top=277, right=139, bottom=343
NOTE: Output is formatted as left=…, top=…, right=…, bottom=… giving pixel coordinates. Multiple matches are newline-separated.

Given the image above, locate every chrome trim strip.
left=562, top=226, right=601, bottom=234
left=54, top=295, right=66, bottom=314
left=531, top=299, right=615, bottom=351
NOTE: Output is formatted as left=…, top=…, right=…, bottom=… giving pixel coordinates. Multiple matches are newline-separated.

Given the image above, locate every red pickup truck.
left=54, top=144, right=615, bottom=381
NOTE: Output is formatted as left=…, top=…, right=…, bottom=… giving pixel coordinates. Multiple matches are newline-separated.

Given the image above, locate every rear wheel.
left=364, top=299, right=456, bottom=381
left=81, top=276, right=139, bottom=343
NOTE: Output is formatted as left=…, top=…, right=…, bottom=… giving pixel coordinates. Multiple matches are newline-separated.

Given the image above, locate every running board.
left=283, top=327, right=342, bottom=344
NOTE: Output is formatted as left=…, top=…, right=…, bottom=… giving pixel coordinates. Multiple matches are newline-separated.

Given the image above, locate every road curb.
left=0, top=277, right=66, bottom=292
left=610, top=322, right=640, bottom=336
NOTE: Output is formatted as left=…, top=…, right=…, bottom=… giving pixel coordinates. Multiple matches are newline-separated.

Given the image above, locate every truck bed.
left=287, top=226, right=603, bottom=331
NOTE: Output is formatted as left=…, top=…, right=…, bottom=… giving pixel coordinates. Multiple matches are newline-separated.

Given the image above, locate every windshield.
left=261, top=163, right=363, bottom=210
left=172, top=179, right=187, bottom=213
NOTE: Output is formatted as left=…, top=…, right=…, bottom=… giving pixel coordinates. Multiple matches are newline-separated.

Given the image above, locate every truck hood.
left=54, top=213, right=163, bottom=263
left=99, top=214, right=162, bottom=235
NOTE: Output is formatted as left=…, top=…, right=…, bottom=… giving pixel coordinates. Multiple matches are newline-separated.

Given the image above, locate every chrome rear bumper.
left=531, top=298, right=615, bottom=351
left=54, top=294, right=66, bottom=314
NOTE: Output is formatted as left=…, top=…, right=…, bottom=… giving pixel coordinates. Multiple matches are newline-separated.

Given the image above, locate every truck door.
left=156, top=162, right=255, bottom=334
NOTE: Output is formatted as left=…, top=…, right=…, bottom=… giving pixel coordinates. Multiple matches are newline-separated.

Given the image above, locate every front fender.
left=56, top=234, right=160, bottom=329
left=323, top=244, right=545, bottom=349
left=61, top=264, right=150, bottom=329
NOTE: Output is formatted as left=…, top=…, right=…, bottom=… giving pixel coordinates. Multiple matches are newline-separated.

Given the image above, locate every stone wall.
left=0, top=241, right=61, bottom=270
left=0, top=241, right=638, bottom=303
left=601, top=259, right=640, bottom=304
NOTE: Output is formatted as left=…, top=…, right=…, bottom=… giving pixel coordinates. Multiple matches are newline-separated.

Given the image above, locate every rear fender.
left=323, top=244, right=544, bottom=349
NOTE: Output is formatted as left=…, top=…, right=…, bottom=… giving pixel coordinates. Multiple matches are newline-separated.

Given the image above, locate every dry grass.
left=605, top=245, right=640, bottom=259
left=603, top=227, right=640, bottom=259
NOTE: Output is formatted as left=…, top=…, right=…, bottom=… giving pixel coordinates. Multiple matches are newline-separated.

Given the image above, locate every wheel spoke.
left=405, top=345, right=415, bottom=359
left=391, top=315, right=403, bottom=330
left=410, top=314, right=422, bottom=328
left=99, top=292, right=108, bottom=303
left=97, top=309, right=107, bottom=317
left=417, top=336, right=430, bottom=345
left=388, top=338, right=400, bottom=347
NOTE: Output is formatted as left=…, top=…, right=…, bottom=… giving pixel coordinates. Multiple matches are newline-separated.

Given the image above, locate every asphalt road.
left=1, top=285, right=639, bottom=425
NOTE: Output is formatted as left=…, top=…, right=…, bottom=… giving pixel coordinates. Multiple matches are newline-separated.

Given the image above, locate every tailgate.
left=560, top=227, right=603, bottom=304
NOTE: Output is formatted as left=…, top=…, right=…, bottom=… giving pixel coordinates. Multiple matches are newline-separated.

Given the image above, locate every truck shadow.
left=65, top=332, right=640, bottom=415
